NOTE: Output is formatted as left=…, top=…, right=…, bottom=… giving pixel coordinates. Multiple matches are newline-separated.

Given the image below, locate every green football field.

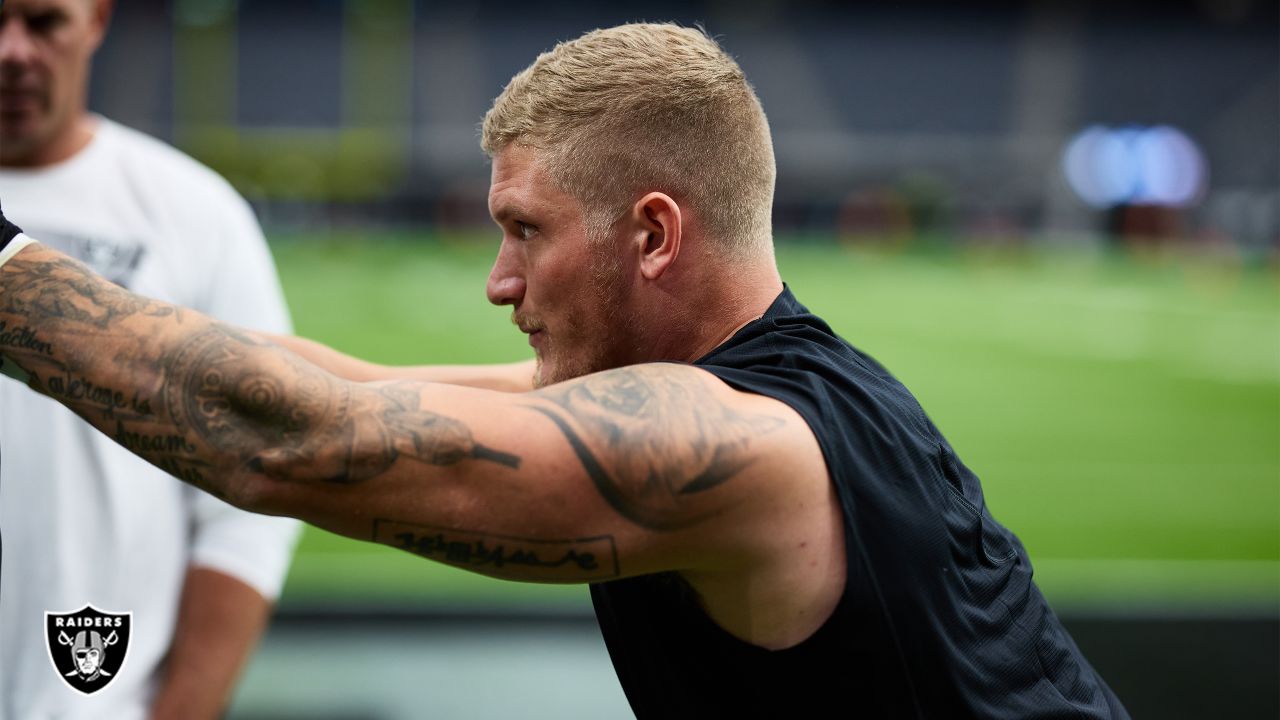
left=268, top=233, right=1279, bottom=611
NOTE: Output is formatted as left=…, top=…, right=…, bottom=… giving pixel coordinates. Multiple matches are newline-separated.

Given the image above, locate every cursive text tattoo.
left=373, top=518, right=620, bottom=582
left=0, top=320, right=53, bottom=356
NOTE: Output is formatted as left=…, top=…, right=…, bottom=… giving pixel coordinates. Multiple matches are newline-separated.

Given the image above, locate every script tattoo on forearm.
left=0, top=250, right=519, bottom=502
left=0, top=320, right=54, bottom=356
left=529, top=366, right=784, bottom=530
left=373, top=519, right=620, bottom=582
left=0, top=257, right=168, bottom=420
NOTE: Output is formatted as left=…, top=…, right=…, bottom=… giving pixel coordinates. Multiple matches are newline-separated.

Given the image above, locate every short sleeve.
left=198, top=190, right=293, bottom=335
left=187, top=488, right=302, bottom=600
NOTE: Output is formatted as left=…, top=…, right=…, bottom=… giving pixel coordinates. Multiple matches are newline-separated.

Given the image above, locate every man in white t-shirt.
left=0, top=1, right=300, bottom=718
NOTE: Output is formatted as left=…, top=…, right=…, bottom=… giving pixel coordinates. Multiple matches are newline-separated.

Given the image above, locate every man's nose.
left=486, top=239, right=526, bottom=306
left=0, top=19, right=38, bottom=69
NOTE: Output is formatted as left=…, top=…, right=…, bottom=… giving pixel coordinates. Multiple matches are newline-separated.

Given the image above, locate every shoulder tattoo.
left=529, top=366, right=784, bottom=530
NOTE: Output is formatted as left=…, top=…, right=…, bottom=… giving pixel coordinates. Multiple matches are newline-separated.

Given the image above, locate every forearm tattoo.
left=0, top=249, right=518, bottom=503
left=530, top=366, right=784, bottom=530
left=0, top=254, right=180, bottom=328
left=163, top=327, right=518, bottom=485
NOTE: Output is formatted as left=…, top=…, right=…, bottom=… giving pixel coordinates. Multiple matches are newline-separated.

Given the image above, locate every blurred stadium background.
left=85, top=1, right=1277, bottom=717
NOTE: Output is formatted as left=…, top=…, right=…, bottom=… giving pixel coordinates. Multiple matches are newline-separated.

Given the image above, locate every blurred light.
left=1062, top=125, right=1207, bottom=209
left=1063, top=126, right=1113, bottom=208
left=1136, top=126, right=1207, bottom=206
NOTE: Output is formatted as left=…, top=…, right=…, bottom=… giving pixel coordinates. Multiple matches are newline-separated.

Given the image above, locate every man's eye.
left=26, top=12, right=66, bottom=34
left=516, top=222, right=537, bottom=240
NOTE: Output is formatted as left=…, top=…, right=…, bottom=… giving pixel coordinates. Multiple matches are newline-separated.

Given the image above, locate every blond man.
left=0, top=23, right=1127, bottom=718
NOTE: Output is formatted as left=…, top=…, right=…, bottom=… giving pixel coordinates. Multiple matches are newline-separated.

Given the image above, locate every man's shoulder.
left=528, top=363, right=812, bottom=531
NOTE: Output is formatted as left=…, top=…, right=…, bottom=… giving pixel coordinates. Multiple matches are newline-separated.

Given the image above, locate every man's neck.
left=642, top=260, right=783, bottom=366
left=687, top=269, right=783, bottom=362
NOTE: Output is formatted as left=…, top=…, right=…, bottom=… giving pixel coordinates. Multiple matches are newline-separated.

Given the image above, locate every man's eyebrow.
left=490, top=204, right=532, bottom=224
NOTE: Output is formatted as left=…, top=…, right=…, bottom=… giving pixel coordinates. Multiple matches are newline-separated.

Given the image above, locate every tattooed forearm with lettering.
left=528, top=366, right=784, bottom=531
left=0, top=246, right=517, bottom=508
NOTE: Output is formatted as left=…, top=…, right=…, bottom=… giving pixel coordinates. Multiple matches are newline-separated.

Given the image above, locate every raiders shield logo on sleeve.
left=44, top=606, right=132, bottom=695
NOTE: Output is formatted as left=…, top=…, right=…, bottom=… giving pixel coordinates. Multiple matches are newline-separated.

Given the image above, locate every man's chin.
left=532, top=357, right=547, bottom=389
left=534, top=360, right=576, bottom=389
left=532, top=355, right=592, bottom=388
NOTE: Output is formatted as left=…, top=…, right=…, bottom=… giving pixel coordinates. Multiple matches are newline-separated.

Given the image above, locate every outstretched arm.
left=0, top=241, right=519, bottom=519
left=262, top=333, right=536, bottom=392
left=0, top=238, right=814, bottom=586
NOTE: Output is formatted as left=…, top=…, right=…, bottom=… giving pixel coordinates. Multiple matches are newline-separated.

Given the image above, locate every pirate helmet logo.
left=45, top=606, right=132, bottom=695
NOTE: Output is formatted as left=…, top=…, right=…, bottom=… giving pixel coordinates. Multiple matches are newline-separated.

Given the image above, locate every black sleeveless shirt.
left=590, top=287, right=1128, bottom=719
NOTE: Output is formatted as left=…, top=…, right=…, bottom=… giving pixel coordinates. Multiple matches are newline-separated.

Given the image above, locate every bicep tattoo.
left=530, top=366, right=784, bottom=530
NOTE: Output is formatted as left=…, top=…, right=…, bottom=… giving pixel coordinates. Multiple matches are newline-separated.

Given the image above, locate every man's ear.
left=88, top=0, right=115, bottom=52
left=631, top=192, right=682, bottom=281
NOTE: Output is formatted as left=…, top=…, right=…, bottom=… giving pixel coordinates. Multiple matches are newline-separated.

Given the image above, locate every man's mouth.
left=512, top=312, right=546, bottom=349
left=0, top=88, right=42, bottom=115
left=513, top=313, right=543, bottom=334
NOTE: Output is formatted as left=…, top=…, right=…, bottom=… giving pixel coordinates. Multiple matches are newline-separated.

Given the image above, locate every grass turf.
left=268, top=233, right=1279, bottom=611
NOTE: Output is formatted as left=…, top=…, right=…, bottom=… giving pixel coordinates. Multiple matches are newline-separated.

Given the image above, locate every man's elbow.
left=229, top=442, right=367, bottom=516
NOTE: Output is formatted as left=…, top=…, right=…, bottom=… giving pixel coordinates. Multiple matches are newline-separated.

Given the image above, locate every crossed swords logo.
left=56, top=629, right=120, bottom=681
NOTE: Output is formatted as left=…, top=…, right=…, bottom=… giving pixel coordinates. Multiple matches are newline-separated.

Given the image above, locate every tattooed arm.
left=0, top=242, right=837, bottom=616
left=260, top=333, right=536, bottom=392
left=0, top=244, right=529, bottom=523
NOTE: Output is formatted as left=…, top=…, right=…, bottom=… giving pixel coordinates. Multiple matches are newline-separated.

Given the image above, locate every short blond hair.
left=481, top=23, right=776, bottom=255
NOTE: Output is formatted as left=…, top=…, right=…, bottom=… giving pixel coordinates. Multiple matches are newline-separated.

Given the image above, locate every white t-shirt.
left=0, top=117, right=301, bottom=720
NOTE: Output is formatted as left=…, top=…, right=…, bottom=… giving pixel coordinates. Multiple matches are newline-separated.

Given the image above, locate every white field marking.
left=284, top=551, right=587, bottom=598
left=991, top=287, right=1280, bottom=383
left=1033, top=558, right=1280, bottom=587
left=293, top=553, right=1280, bottom=588
left=879, top=289, right=1280, bottom=384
